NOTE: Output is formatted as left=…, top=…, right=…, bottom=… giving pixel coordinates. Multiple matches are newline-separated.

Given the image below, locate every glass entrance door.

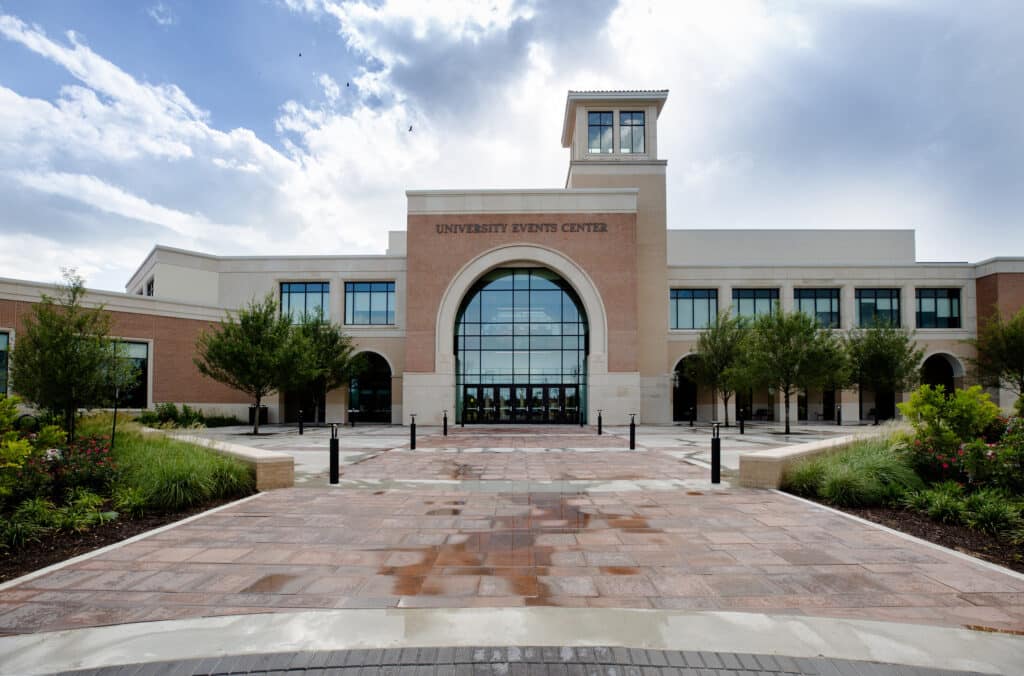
left=564, top=386, right=579, bottom=424
left=497, top=387, right=512, bottom=423
left=481, top=387, right=496, bottom=423
left=463, top=386, right=480, bottom=424
left=529, top=386, right=545, bottom=423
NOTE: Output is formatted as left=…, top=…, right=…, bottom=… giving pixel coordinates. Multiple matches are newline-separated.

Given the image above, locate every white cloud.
left=147, top=2, right=176, bottom=27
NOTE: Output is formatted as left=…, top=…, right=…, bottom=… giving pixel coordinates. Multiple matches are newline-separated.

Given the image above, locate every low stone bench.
left=154, top=430, right=295, bottom=490
left=738, top=432, right=876, bottom=489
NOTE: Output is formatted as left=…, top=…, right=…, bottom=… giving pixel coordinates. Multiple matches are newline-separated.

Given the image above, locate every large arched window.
left=455, top=268, right=588, bottom=424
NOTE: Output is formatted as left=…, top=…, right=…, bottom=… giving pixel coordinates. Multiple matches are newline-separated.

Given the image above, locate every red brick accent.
left=976, top=273, right=1024, bottom=322
left=405, top=213, right=639, bottom=373
left=0, top=299, right=248, bottom=405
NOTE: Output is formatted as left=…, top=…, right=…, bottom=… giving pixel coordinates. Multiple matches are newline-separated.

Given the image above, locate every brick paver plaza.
left=2, top=428, right=1023, bottom=640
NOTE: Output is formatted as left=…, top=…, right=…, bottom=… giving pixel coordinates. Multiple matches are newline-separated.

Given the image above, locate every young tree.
left=741, top=308, right=847, bottom=434
left=9, top=270, right=135, bottom=441
left=845, top=322, right=925, bottom=425
left=281, top=315, right=365, bottom=423
left=194, top=294, right=295, bottom=434
left=967, top=308, right=1024, bottom=412
left=686, top=311, right=746, bottom=426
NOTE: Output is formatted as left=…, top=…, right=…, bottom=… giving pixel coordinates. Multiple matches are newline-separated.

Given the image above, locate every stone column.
left=839, top=386, right=859, bottom=426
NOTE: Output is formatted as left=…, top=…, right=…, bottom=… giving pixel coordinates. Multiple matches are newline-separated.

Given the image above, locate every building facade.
left=2, top=90, right=1024, bottom=425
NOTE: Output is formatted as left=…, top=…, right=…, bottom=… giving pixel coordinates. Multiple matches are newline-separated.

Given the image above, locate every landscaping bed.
left=1, top=405, right=256, bottom=580
left=781, top=385, right=1024, bottom=574
left=844, top=504, right=1024, bottom=574
left=0, top=497, right=237, bottom=583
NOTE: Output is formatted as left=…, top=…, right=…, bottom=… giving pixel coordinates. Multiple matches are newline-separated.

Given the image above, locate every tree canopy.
left=740, top=308, right=847, bottom=434
left=194, top=294, right=296, bottom=434
left=967, top=308, right=1024, bottom=412
left=9, top=270, right=136, bottom=441
left=685, top=311, right=746, bottom=426
left=845, top=321, right=924, bottom=423
left=281, top=314, right=365, bottom=423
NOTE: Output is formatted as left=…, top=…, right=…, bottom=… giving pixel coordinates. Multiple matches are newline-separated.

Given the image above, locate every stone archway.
left=921, top=352, right=965, bottom=395
left=349, top=351, right=393, bottom=423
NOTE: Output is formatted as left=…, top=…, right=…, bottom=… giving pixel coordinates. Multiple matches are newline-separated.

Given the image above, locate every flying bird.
left=346, top=82, right=350, bottom=87
left=408, top=125, right=413, bottom=132
left=298, top=52, right=302, bottom=57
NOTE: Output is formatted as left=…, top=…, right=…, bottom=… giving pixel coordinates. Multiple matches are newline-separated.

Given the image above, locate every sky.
left=1, top=0, right=1022, bottom=292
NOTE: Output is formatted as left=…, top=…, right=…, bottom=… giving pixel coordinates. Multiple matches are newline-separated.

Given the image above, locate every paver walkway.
left=3, top=477, right=1023, bottom=635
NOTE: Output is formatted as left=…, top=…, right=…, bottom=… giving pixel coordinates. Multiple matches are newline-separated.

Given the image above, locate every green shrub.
left=112, top=426, right=255, bottom=511
left=202, top=415, right=245, bottom=428
left=781, top=458, right=826, bottom=497
left=0, top=516, right=47, bottom=549
left=13, top=496, right=58, bottom=527
left=819, top=463, right=887, bottom=507
left=112, top=485, right=147, bottom=518
left=965, top=499, right=1019, bottom=537
left=782, top=437, right=922, bottom=507
left=924, top=490, right=966, bottom=524
left=902, top=490, right=931, bottom=512
left=899, top=385, right=1001, bottom=443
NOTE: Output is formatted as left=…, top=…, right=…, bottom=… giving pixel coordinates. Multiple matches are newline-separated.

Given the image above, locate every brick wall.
left=0, top=299, right=249, bottom=405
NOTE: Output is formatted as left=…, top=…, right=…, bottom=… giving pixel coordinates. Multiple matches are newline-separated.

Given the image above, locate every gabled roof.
left=561, top=89, right=669, bottom=147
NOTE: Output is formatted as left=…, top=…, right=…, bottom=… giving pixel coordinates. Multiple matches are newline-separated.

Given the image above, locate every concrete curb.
left=1, top=608, right=1021, bottom=675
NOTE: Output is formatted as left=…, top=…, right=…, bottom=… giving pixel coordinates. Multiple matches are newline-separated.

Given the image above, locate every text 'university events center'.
left=2, top=89, right=1023, bottom=426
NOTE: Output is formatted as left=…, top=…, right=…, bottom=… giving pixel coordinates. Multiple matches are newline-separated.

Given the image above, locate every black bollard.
left=597, top=409, right=603, bottom=435
left=443, top=409, right=448, bottom=436
left=711, top=422, right=721, bottom=484
left=329, top=424, right=339, bottom=484
left=739, top=408, right=744, bottom=435
left=629, top=413, right=636, bottom=450
left=410, top=414, right=417, bottom=450
left=350, top=409, right=356, bottom=428
left=836, top=404, right=842, bottom=426
left=689, top=407, right=695, bottom=428
left=299, top=409, right=304, bottom=435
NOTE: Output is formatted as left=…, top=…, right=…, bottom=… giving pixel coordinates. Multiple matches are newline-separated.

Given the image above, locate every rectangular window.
left=0, top=332, right=8, bottom=396
left=587, top=111, right=613, bottom=154
left=344, top=281, right=395, bottom=325
left=855, top=288, right=901, bottom=327
left=145, top=278, right=154, bottom=297
left=670, top=289, right=718, bottom=329
left=619, top=111, right=645, bottom=154
left=732, top=288, right=779, bottom=319
left=117, top=341, right=149, bottom=408
left=281, top=282, right=330, bottom=323
left=795, top=288, right=840, bottom=328
left=916, top=288, right=961, bottom=329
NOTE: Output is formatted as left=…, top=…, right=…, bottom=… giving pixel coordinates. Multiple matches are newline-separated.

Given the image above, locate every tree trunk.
left=784, top=389, right=791, bottom=435
left=722, top=393, right=731, bottom=427
left=253, top=395, right=261, bottom=435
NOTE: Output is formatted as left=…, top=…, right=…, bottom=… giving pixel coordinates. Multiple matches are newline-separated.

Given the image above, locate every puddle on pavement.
left=600, top=566, right=640, bottom=575
left=242, top=574, right=300, bottom=593
left=376, top=493, right=659, bottom=601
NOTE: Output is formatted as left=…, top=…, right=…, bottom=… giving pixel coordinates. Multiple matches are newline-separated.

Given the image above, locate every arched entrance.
left=921, top=353, right=963, bottom=396
left=672, top=357, right=698, bottom=422
left=454, top=268, right=588, bottom=424
left=349, top=352, right=392, bottom=423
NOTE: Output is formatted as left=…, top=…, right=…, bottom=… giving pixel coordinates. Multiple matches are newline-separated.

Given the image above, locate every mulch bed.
left=0, top=498, right=240, bottom=583
left=843, top=505, right=1024, bottom=574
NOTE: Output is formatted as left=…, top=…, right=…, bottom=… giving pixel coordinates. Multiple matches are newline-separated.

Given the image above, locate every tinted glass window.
left=795, top=288, right=840, bottom=328
left=344, top=282, right=395, bottom=325
left=855, top=288, right=901, bottom=327
left=670, top=289, right=718, bottom=329
left=282, top=282, right=330, bottom=323
left=916, top=288, right=961, bottom=329
left=731, top=289, right=779, bottom=319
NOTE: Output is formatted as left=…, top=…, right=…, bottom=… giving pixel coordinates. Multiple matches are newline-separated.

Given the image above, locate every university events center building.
left=2, top=89, right=1024, bottom=427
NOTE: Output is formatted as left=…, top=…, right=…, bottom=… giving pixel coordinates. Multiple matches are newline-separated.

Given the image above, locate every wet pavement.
left=2, top=473, right=1023, bottom=635
left=184, top=423, right=855, bottom=483
left=2, top=425, right=1023, bottom=675
left=46, top=646, right=991, bottom=676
